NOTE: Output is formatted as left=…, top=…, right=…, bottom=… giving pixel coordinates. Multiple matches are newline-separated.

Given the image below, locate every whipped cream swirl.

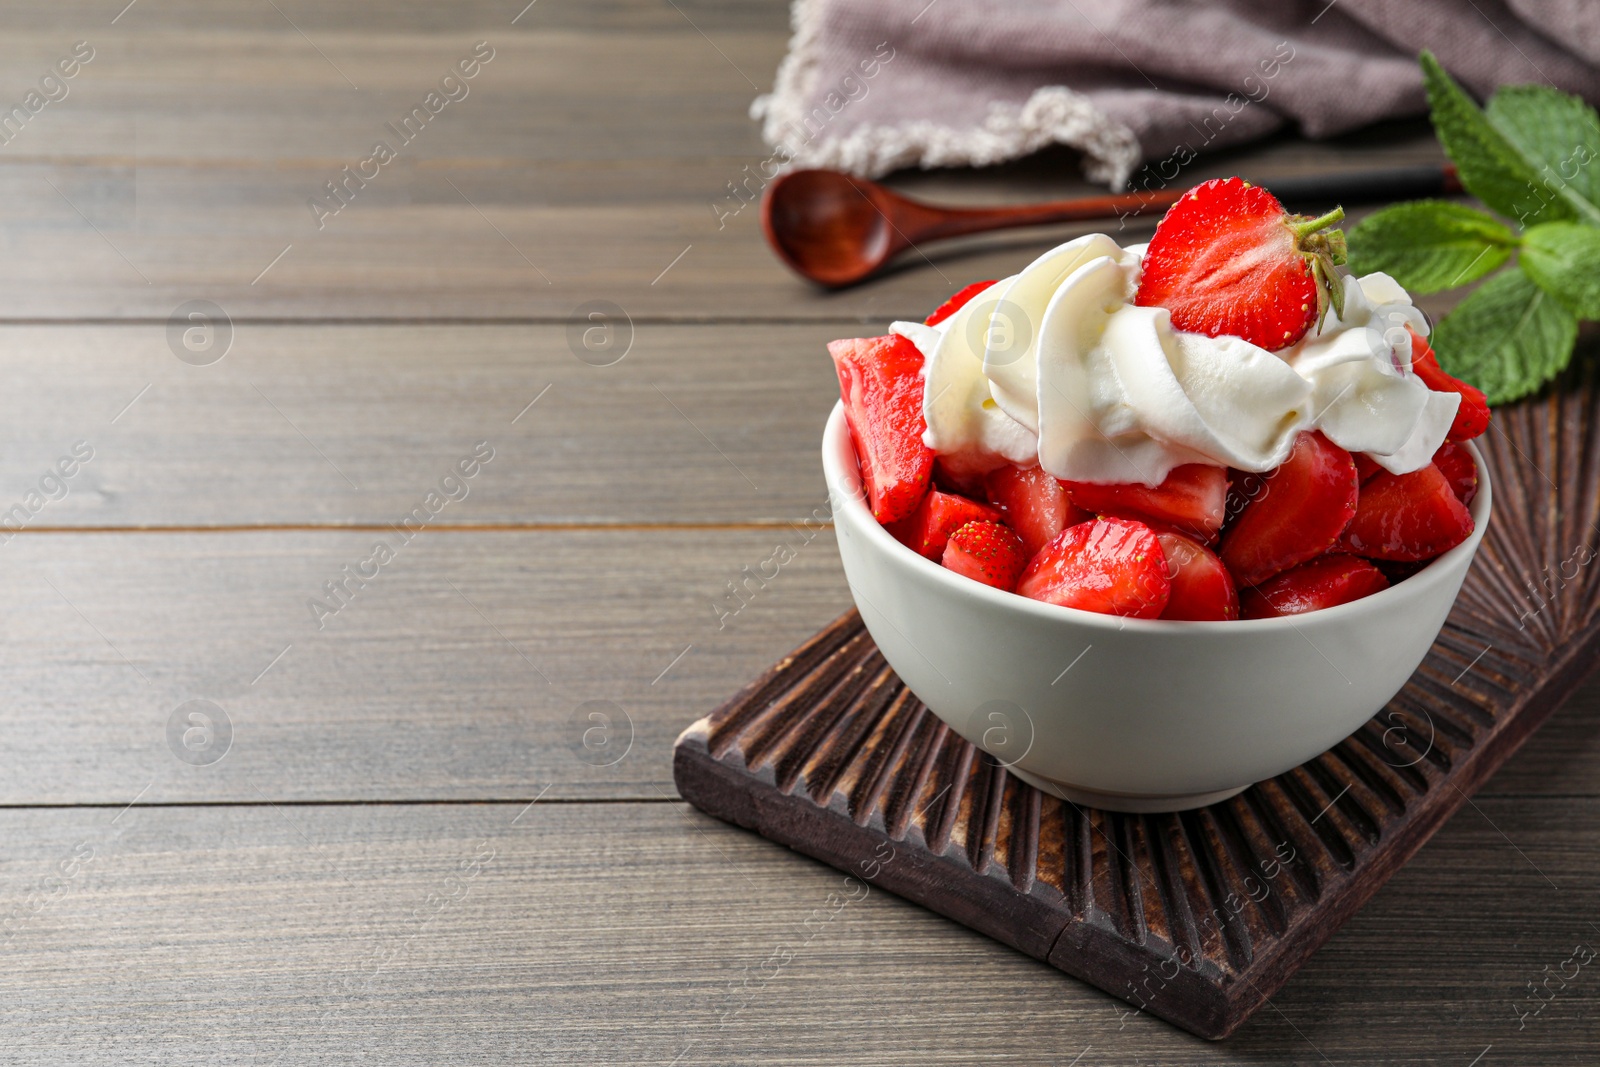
left=891, top=234, right=1459, bottom=486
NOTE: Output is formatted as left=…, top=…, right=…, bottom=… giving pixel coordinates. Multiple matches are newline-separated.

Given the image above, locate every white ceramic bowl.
left=821, top=402, right=1492, bottom=812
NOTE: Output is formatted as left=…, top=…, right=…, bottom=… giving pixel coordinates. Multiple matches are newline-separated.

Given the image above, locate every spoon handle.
left=1264, top=164, right=1462, bottom=209
left=908, top=163, right=1462, bottom=242
left=908, top=191, right=1181, bottom=242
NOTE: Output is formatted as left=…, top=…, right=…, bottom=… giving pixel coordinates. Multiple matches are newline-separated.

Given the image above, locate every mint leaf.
left=1522, top=221, right=1600, bottom=319
left=1347, top=200, right=1517, bottom=292
left=1420, top=51, right=1574, bottom=227
left=1485, top=85, right=1600, bottom=226
left=1432, top=266, right=1579, bottom=404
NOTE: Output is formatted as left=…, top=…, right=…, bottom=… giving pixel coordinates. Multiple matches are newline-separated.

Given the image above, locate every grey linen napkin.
left=752, top=0, right=1600, bottom=189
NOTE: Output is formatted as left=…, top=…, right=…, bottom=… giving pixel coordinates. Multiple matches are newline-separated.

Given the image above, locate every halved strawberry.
left=1219, top=431, right=1360, bottom=586
left=942, top=520, right=1027, bottom=592
left=1353, top=453, right=1384, bottom=484
left=1063, top=464, right=1228, bottom=542
left=985, top=465, right=1089, bottom=557
left=1408, top=327, right=1489, bottom=441
left=828, top=334, right=935, bottom=525
left=1240, top=554, right=1390, bottom=619
left=1134, top=177, right=1348, bottom=351
left=1432, top=441, right=1478, bottom=507
left=1338, top=463, right=1474, bottom=562
left=1017, top=518, right=1170, bottom=618
left=1156, top=531, right=1239, bottom=621
left=887, top=490, right=1002, bottom=560
left=925, top=280, right=998, bottom=327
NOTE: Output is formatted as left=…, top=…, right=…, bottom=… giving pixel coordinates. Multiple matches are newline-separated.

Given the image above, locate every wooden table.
left=2, top=2, right=1597, bottom=1063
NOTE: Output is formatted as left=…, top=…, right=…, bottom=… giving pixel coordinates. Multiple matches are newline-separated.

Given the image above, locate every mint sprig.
left=1346, top=51, right=1600, bottom=405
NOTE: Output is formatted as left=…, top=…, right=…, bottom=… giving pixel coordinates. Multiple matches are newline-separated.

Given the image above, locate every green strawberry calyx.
left=1291, top=206, right=1348, bottom=331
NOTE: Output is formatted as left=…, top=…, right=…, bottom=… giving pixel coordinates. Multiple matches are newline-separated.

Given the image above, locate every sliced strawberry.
left=1338, top=463, right=1474, bottom=562
left=887, top=490, right=1002, bottom=560
left=828, top=334, right=935, bottom=525
left=932, top=455, right=990, bottom=498
left=1155, top=531, right=1239, bottom=621
left=1374, top=558, right=1430, bottom=585
left=985, top=465, right=1089, bottom=557
left=941, top=520, right=1027, bottom=592
left=1063, top=464, right=1228, bottom=542
left=1407, top=327, right=1489, bottom=441
left=1219, top=431, right=1359, bottom=586
left=1135, top=177, right=1347, bottom=351
left=1224, top=468, right=1267, bottom=530
left=1353, top=453, right=1384, bottom=484
left=925, top=280, right=998, bottom=327
left=1431, top=441, right=1478, bottom=507
left=1017, top=518, right=1170, bottom=618
left=1240, top=555, right=1390, bottom=619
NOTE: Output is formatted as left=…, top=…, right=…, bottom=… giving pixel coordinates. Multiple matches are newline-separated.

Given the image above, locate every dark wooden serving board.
left=673, top=367, right=1600, bottom=1040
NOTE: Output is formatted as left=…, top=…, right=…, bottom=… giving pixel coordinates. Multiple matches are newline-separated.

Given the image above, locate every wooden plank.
left=0, top=157, right=1450, bottom=323
left=0, top=524, right=1595, bottom=807
left=0, top=4, right=1449, bottom=320
left=0, top=158, right=1452, bottom=323
left=0, top=0, right=789, bottom=32
left=0, top=798, right=1594, bottom=1062
left=0, top=527, right=852, bottom=805
left=1489, top=682, right=1600, bottom=796
left=0, top=323, right=845, bottom=526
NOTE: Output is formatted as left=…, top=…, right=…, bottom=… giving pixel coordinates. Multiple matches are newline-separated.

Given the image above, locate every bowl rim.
left=821, top=400, right=1493, bottom=634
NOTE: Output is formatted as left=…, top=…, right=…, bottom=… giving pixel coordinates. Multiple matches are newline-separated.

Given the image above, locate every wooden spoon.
left=761, top=164, right=1461, bottom=288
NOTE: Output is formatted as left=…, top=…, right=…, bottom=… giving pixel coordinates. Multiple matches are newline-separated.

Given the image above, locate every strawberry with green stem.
left=1135, top=177, right=1350, bottom=350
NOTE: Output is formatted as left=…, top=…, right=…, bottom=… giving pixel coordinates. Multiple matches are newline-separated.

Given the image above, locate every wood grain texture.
left=0, top=528, right=851, bottom=805
left=0, top=323, right=843, bottom=525
left=675, top=366, right=1600, bottom=1037
left=0, top=800, right=1595, bottom=1066
left=0, top=2, right=1448, bottom=321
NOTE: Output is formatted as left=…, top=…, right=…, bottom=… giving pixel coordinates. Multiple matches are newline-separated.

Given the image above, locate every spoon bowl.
left=761, top=170, right=902, bottom=287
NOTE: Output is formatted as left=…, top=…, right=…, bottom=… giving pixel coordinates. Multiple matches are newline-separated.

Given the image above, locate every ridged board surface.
left=673, top=368, right=1600, bottom=1040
